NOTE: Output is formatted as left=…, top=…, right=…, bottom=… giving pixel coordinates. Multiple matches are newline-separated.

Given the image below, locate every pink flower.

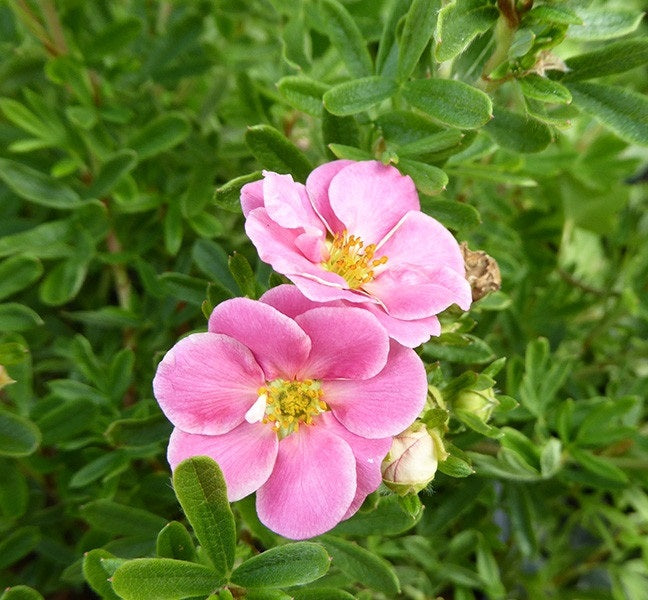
left=241, top=160, right=472, bottom=347
left=153, top=286, right=427, bottom=540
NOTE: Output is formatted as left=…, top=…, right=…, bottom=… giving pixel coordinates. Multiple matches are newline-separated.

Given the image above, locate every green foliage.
left=0, top=0, right=647, bottom=598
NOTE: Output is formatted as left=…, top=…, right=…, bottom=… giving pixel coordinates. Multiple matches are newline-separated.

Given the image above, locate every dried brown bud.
left=530, top=51, right=569, bottom=77
left=460, top=243, right=502, bottom=302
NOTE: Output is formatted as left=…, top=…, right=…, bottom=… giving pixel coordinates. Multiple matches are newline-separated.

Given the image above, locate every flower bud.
left=453, top=386, right=498, bottom=423
left=382, top=424, right=447, bottom=495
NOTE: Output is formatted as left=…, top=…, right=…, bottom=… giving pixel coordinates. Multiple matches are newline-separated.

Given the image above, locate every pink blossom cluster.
left=153, top=160, right=470, bottom=539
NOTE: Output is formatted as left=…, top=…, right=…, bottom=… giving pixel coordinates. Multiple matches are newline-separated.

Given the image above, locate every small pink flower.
left=153, top=286, right=427, bottom=540
left=241, top=160, right=472, bottom=347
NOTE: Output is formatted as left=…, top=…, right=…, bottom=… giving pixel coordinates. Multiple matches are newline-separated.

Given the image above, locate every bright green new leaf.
left=397, top=0, right=439, bottom=81
left=157, top=521, right=196, bottom=562
left=540, top=438, right=563, bottom=478
left=214, top=171, right=262, bottom=213
left=567, top=82, right=648, bottom=146
left=437, top=454, right=475, bottom=478
left=245, top=125, right=312, bottom=182
left=0, top=585, right=44, bottom=600
left=0, top=303, right=44, bottom=332
left=127, top=113, right=190, bottom=159
left=0, top=255, right=43, bottom=301
left=0, top=409, right=41, bottom=457
left=323, top=77, right=397, bottom=116
left=82, top=549, right=122, bottom=600
left=420, top=197, right=481, bottom=230
left=320, top=0, right=373, bottom=78
left=320, top=535, right=400, bottom=596
left=568, top=7, right=643, bottom=41
left=277, top=76, right=328, bottom=116
left=484, top=106, right=552, bottom=153
left=327, top=144, right=373, bottom=161
left=397, top=159, right=448, bottom=196
left=0, top=158, right=81, bottom=209
left=111, top=558, right=224, bottom=600
left=435, top=0, right=498, bottom=62
left=528, top=5, right=582, bottom=25
left=396, top=130, right=464, bottom=157
left=172, top=457, right=236, bottom=577
left=518, top=74, right=572, bottom=104
left=230, top=542, right=330, bottom=588
left=563, top=39, right=648, bottom=81
left=403, top=79, right=492, bottom=129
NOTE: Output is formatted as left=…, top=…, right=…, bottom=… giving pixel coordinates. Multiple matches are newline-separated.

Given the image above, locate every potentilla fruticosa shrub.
left=0, top=1, right=647, bottom=599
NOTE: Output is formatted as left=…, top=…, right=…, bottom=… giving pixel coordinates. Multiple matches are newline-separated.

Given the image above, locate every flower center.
left=250, top=379, right=328, bottom=439
left=322, top=230, right=388, bottom=289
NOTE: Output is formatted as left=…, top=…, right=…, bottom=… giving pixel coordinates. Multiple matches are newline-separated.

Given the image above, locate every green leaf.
left=111, top=558, right=223, bottom=600
left=192, top=240, right=239, bottom=294
left=277, top=76, right=328, bottom=116
left=327, top=144, right=373, bottom=161
left=0, top=586, right=44, bottom=600
left=82, top=549, right=122, bottom=600
left=397, top=159, right=448, bottom=196
left=402, top=79, right=492, bottom=129
left=518, top=74, right=571, bottom=105
left=0, top=255, right=43, bottom=301
left=38, top=398, right=98, bottom=445
left=397, top=0, right=439, bottom=81
left=320, top=0, right=373, bottom=78
left=376, top=0, right=411, bottom=77
left=0, top=458, right=29, bottom=518
left=0, top=158, right=81, bottom=209
left=157, top=521, right=196, bottom=562
left=0, top=303, right=44, bottom=332
left=0, top=221, right=73, bottom=259
left=214, top=171, right=261, bottom=213
left=423, top=333, right=496, bottom=364
left=435, top=0, right=498, bottom=62
left=333, top=494, right=421, bottom=536
left=563, top=39, right=648, bottom=81
left=87, top=17, right=142, bottom=58
left=484, top=106, right=552, bottom=153
left=568, top=7, right=643, bottom=41
left=292, top=589, right=355, bottom=600
left=106, top=415, right=172, bottom=448
left=172, top=457, right=236, bottom=577
left=39, top=256, right=89, bottom=306
left=323, top=77, right=397, bottom=116
left=127, top=113, right=190, bottom=159
left=421, top=197, right=481, bottom=230
left=445, top=164, right=537, bottom=186
left=0, top=409, right=40, bottom=457
left=231, top=542, right=330, bottom=589
left=569, top=447, right=629, bottom=485
left=396, top=129, right=464, bottom=158
left=159, top=272, right=208, bottom=306
left=69, top=451, right=129, bottom=488
left=87, top=150, right=138, bottom=199
left=228, top=252, right=257, bottom=298
left=245, top=125, right=312, bottom=182
left=528, top=5, right=582, bottom=25
left=319, top=535, right=400, bottom=596
left=322, top=109, right=361, bottom=158
left=80, top=499, right=167, bottom=537
left=540, top=438, right=563, bottom=478
left=438, top=454, right=475, bottom=478
left=567, top=82, right=648, bottom=146
left=0, top=526, right=40, bottom=570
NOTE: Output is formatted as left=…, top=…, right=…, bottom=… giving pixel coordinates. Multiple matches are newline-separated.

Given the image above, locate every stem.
left=481, top=0, right=520, bottom=87
left=41, top=0, right=68, bottom=55
left=106, top=231, right=133, bottom=311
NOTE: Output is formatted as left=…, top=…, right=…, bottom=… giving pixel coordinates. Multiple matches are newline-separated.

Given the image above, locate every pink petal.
left=295, top=307, right=389, bottom=380
left=256, top=425, right=356, bottom=539
left=365, top=265, right=472, bottom=319
left=153, top=333, right=264, bottom=435
left=305, top=160, right=353, bottom=233
left=260, top=284, right=338, bottom=319
left=263, top=172, right=324, bottom=233
left=208, top=298, right=311, bottom=380
left=289, top=272, right=377, bottom=305
left=241, top=180, right=264, bottom=217
left=377, top=210, right=466, bottom=276
left=363, top=303, right=441, bottom=347
left=318, top=413, right=392, bottom=520
left=328, top=161, right=419, bottom=245
left=324, top=340, right=427, bottom=438
left=167, top=423, right=278, bottom=501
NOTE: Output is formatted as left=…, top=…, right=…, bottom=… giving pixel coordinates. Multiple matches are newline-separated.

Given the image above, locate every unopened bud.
left=382, top=424, right=447, bottom=495
left=454, top=386, right=498, bottom=423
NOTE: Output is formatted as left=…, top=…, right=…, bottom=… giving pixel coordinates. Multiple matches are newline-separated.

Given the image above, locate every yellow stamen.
left=321, top=230, right=388, bottom=289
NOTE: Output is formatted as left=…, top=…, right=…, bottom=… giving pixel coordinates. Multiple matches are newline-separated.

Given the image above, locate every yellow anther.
left=322, top=231, right=388, bottom=289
